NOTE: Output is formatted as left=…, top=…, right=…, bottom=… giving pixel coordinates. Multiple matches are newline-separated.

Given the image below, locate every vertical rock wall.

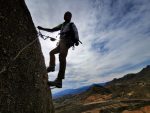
left=0, top=0, right=54, bottom=113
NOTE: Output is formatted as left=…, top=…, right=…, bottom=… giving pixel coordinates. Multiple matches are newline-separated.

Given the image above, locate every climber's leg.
left=47, top=45, right=60, bottom=72
left=57, top=39, right=69, bottom=80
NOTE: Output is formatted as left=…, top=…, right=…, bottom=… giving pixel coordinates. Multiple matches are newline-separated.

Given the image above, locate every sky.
left=25, top=0, right=150, bottom=93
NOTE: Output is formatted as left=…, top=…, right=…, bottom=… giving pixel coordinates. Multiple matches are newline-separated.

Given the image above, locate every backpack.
left=69, top=23, right=82, bottom=48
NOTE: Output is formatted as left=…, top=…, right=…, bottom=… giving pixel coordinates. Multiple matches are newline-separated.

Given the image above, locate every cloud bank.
left=26, top=0, right=150, bottom=93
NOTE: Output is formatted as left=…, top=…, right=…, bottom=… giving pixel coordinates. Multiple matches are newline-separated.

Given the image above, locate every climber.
left=38, top=11, right=80, bottom=88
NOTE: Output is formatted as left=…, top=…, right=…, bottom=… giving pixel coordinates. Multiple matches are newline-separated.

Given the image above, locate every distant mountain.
left=53, top=84, right=112, bottom=107
left=53, top=65, right=150, bottom=113
left=74, top=84, right=112, bottom=104
left=53, top=83, right=106, bottom=99
left=53, top=65, right=150, bottom=99
left=106, top=65, right=150, bottom=99
left=107, top=65, right=150, bottom=85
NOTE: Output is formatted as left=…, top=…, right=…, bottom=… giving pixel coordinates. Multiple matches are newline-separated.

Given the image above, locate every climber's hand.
left=37, top=26, right=43, bottom=30
left=75, top=40, right=79, bottom=46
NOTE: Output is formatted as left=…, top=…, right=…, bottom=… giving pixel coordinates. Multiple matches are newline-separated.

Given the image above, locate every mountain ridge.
left=53, top=83, right=106, bottom=99
left=53, top=65, right=150, bottom=113
left=53, top=65, right=150, bottom=99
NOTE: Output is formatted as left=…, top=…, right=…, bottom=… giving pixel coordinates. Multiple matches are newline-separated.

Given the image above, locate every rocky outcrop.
left=122, top=105, right=150, bottom=113
left=0, top=0, right=54, bottom=113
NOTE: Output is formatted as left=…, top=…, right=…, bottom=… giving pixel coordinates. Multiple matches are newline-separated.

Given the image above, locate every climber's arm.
left=37, top=24, right=62, bottom=32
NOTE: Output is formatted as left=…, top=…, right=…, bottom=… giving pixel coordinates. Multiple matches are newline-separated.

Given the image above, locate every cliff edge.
left=0, top=0, right=54, bottom=113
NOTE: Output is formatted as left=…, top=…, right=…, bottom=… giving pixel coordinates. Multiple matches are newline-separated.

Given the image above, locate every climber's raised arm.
left=37, top=24, right=62, bottom=32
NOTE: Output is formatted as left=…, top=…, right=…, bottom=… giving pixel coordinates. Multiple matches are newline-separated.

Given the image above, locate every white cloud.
left=25, top=0, right=150, bottom=93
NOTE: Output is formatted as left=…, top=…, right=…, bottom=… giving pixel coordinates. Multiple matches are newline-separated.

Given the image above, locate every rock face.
left=0, top=0, right=54, bottom=113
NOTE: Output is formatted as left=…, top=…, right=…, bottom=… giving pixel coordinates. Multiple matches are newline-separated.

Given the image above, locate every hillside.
left=107, top=65, right=150, bottom=85
left=54, top=84, right=113, bottom=113
left=53, top=65, right=150, bottom=113
left=106, top=65, right=150, bottom=99
left=53, top=83, right=106, bottom=99
left=54, top=84, right=111, bottom=101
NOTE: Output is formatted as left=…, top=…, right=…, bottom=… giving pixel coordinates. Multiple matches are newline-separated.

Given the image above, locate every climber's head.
left=64, top=11, right=72, bottom=22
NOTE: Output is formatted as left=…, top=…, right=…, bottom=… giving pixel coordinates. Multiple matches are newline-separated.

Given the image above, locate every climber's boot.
left=48, top=78, right=62, bottom=88
left=47, top=66, right=55, bottom=73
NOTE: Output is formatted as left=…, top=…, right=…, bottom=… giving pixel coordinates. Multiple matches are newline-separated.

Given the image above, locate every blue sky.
left=25, top=0, right=150, bottom=93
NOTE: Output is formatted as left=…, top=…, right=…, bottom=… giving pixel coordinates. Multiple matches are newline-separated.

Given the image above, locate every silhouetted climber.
left=38, top=11, right=80, bottom=88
